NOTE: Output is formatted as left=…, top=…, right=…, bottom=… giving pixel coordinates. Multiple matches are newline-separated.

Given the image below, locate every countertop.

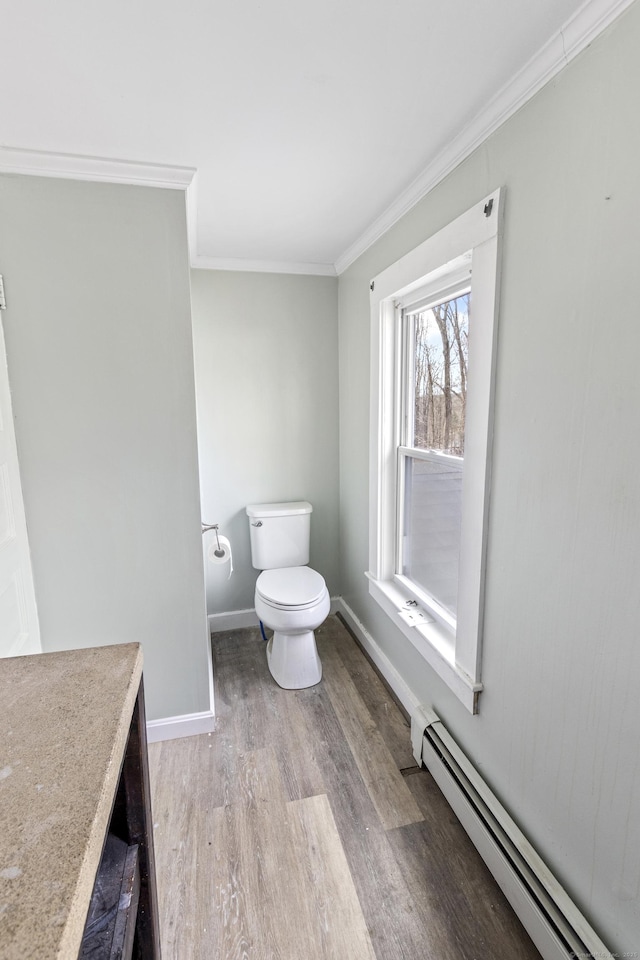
left=0, top=643, right=143, bottom=960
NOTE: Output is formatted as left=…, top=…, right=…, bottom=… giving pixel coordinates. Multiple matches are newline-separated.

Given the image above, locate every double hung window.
left=397, top=282, right=470, bottom=628
left=367, top=191, right=502, bottom=712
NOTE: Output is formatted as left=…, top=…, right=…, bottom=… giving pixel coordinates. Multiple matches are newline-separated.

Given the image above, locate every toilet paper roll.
left=208, top=535, right=233, bottom=579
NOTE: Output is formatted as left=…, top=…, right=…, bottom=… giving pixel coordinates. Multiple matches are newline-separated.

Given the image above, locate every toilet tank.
left=246, top=501, right=312, bottom=570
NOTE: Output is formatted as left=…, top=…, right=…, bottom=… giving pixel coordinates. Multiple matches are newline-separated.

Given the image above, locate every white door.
left=0, top=299, right=40, bottom=657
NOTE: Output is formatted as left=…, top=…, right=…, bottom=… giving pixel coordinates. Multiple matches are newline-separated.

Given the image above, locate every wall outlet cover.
left=398, top=608, right=428, bottom=626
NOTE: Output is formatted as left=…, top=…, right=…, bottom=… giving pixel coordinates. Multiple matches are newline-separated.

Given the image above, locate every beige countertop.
left=0, top=643, right=143, bottom=960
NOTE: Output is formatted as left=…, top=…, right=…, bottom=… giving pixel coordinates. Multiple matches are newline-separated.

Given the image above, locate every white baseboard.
left=208, top=608, right=259, bottom=632
left=146, top=709, right=215, bottom=743
left=335, top=597, right=420, bottom=717
left=208, top=597, right=342, bottom=634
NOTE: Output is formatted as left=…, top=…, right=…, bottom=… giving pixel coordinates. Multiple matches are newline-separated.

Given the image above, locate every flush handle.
left=251, top=521, right=263, bottom=527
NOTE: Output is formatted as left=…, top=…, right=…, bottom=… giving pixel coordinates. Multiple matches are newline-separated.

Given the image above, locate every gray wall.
left=339, top=5, right=640, bottom=953
left=0, top=174, right=211, bottom=723
left=191, top=269, right=339, bottom=615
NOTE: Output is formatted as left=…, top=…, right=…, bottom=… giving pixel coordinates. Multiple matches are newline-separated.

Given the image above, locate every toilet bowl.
left=255, top=565, right=330, bottom=689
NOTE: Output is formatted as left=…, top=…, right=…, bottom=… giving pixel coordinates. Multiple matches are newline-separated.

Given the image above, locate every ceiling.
left=0, top=0, right=622, bottom=273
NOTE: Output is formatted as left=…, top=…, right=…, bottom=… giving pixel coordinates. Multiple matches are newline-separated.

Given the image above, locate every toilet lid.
left=256, top=566, right=326, bottom=608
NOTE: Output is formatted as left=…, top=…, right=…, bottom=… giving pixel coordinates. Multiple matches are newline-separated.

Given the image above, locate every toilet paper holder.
left=201, top=521, right=225, bottom=558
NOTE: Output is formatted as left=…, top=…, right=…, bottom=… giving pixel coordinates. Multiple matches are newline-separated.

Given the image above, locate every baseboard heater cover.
left=411, top=706, right=610, bottom=960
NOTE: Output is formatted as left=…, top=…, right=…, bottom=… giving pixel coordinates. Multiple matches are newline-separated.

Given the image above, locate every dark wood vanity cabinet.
left=0, top=642, right=161, bottom=960
left=80, top=685, right=161, bottom=960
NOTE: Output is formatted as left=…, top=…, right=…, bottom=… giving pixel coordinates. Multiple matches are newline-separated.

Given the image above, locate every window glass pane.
left=409, top=292, right=469, bottom=454
left=402, top=454, right=463, bottom=617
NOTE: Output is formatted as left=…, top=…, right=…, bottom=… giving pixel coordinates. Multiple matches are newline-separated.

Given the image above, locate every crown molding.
left=186, top=173, right=199, bottom=263
left=191, top=255, right=337, bottom=277
left=334, top=0, right=635, bottom=275
left=1, top=0, right=632, bottom=276
left=0, top=145, right=196, bottom=190
left=0, top=146, right=335, bottom=275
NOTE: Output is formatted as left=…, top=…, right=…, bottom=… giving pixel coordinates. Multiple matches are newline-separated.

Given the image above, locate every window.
left=367, top=191, right=503, bottom=712
left=397, top=284, right=470, bottom=625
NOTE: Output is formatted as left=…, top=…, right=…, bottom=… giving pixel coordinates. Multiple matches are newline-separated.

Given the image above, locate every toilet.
left=246, top=501, right=330, bottom=689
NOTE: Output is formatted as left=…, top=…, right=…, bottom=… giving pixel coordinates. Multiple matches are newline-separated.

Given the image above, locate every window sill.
left=366, top=573, right=482, bottom=713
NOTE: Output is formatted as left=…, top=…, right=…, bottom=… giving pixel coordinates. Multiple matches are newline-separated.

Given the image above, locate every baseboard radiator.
left=411, top=706, right=610, bottom=960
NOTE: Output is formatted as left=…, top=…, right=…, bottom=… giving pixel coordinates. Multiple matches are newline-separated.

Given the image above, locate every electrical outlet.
left=398, top=607, right=427, bottom=627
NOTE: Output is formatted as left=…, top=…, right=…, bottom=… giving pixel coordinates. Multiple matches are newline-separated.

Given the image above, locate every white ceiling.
left=0, top=0, right=624, bottom=273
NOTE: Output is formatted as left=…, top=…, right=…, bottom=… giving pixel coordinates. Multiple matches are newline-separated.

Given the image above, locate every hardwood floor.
left=148, top=615, right=541, bottom=960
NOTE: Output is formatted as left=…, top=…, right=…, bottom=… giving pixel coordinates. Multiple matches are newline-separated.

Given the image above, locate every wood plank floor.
left=148, top=615, right=541, bottom=960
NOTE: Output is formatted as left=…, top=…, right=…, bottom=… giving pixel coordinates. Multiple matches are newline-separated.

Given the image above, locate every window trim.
left=367, top=190, right=503, bottom=713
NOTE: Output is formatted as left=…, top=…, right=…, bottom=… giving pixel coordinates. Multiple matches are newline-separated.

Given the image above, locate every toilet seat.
left=256, top=566, right=326, bottom=610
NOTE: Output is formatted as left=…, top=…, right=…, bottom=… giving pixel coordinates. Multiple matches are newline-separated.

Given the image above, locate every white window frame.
left=367, top=189, right=503, bottom=713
